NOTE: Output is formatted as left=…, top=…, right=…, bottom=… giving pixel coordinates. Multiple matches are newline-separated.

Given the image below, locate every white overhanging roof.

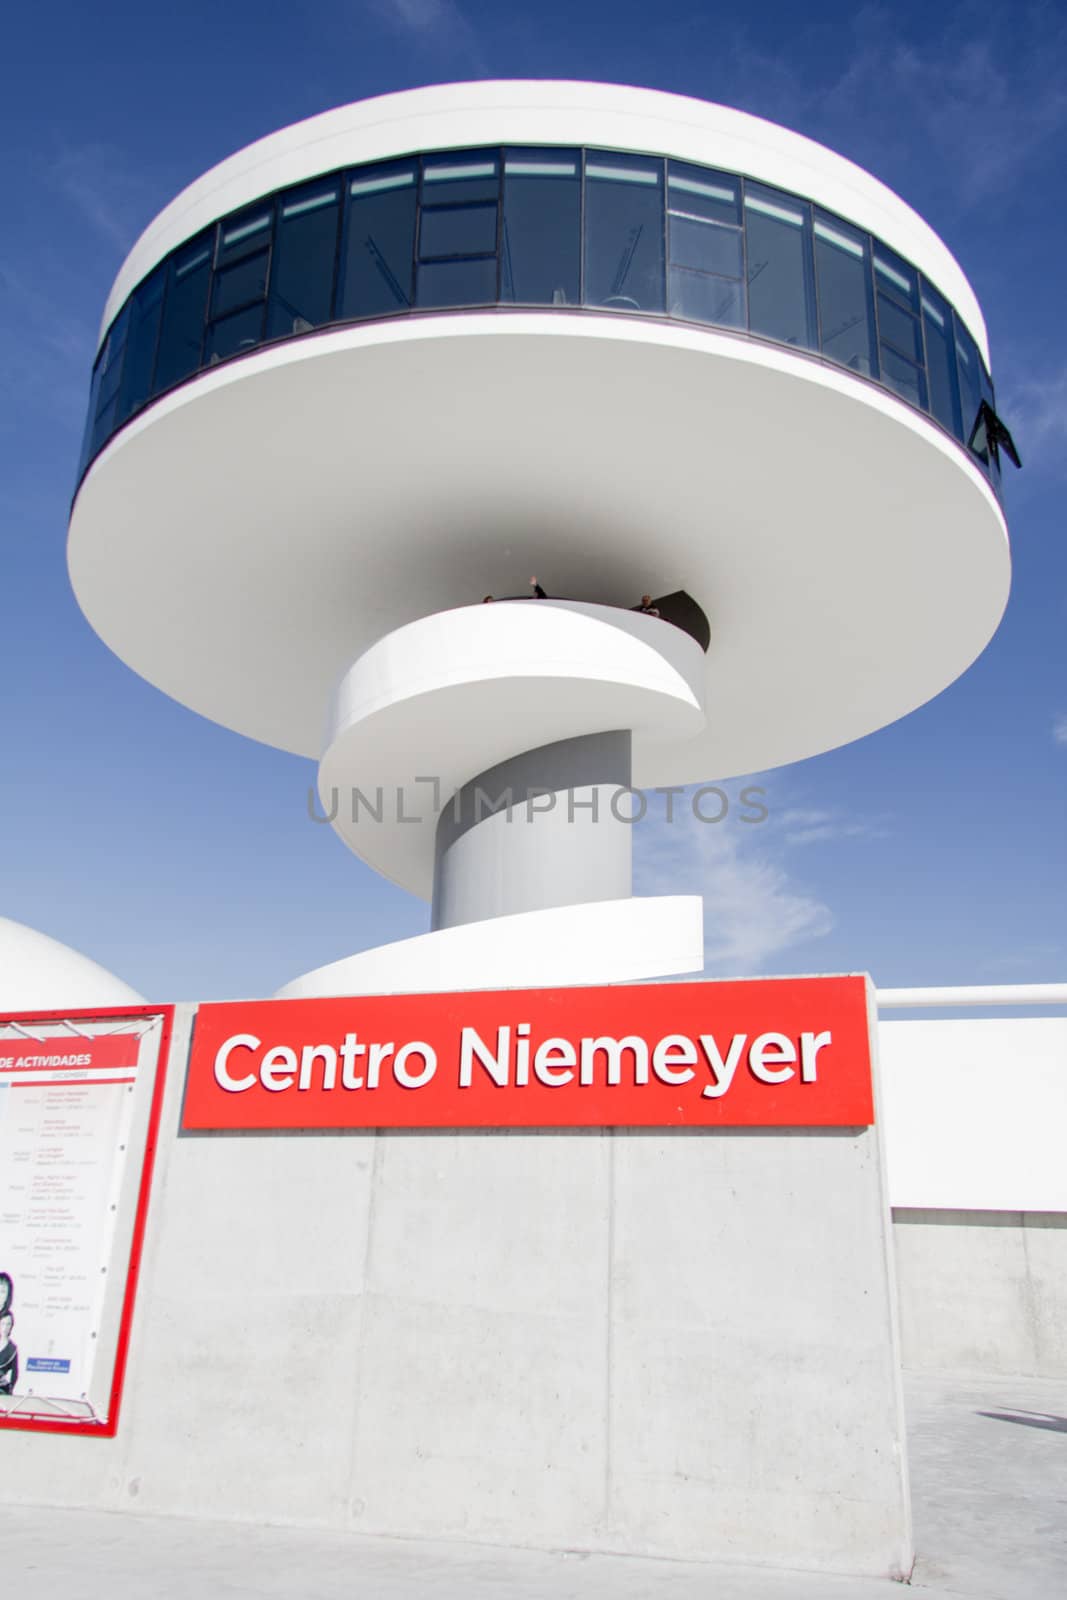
left=69, top=312, right=1009, bottom=772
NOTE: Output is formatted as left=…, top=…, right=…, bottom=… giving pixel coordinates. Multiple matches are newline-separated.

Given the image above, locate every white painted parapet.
left=276, top=895, right=704, bottom=1000
left=874, top=998, right=1067, bottom=1214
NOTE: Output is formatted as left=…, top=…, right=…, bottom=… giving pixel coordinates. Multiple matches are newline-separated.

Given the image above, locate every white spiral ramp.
left=279, top=600, right=708, bottom=997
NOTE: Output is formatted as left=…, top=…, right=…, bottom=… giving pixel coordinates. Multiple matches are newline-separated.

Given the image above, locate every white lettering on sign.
left=212, top=1025, right=834, bottom=1098
left=299, top=1044, right=337, bottom=1091
left=579, top=1037, right=648, bottom=1087
left=459, top=1026, right=508, bottom=1088
left=0, top=1052, right=95, bottom=1068
left=393, top=1041, right=437, bottom=1089
left=748, top=1032, right=797, bottom=1085
left=534, top=1038, right=576, bottom=1086
left=699, top=1033, right=747, bottom=1099
left=214, top=1033, right=260, bottom=1093
left=652, top=1034, right=698, bottom=1085
left=801, top=1031, right=832, bottom=1082
left=261, top=1045, right=297, bottom=1092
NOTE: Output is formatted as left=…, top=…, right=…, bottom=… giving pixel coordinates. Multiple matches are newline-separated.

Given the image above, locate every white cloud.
left=0, top=262, right=95, bottom=430
left=633, top=779, right=890, bottom=973
left=996, top=360, right=1067, bottom=474
left=698, top=838, right=835, bottom=972
left=46, top=142, right=160, bottom=254
left=717, top=5, right=1067, bottom=210
left=1053, top=716, right=1067, bottom=746
left=776, top=807, right=888, bottom=848
left=364, top=0, right=487, bottom=68
left=979, top=940, right=1066, bottom=975
left=374, top=0, right=450, bottom=27
left=635, top=805, right=833, bottom=974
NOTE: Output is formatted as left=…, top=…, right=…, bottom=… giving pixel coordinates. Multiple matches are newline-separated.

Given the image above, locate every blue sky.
left=1, top=0, right=1064, bottom=1001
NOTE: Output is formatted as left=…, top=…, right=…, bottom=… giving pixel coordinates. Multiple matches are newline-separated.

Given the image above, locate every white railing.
left=876, top=983, right=1067, bottom=1009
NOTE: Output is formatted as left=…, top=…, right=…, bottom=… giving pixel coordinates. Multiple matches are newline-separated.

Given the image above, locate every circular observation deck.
left=68, top=82, right=1010, bottom=789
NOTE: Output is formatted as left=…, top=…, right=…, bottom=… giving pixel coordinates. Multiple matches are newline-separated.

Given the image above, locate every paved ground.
left=4, top=1371, right=1065, bottom=1599
left=905, top=1372, right=1067, bottom=1599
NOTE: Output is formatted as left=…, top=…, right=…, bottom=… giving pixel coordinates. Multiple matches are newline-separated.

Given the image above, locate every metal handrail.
left=876, top=984, right=1067, bottom=1009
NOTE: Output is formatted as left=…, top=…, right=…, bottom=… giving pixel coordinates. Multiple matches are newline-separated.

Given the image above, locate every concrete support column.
left=431, top=730, right=632, bottom=930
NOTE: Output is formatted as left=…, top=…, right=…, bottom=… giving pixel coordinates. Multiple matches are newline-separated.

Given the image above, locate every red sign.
left=182, top=976, right=874, bottom=1131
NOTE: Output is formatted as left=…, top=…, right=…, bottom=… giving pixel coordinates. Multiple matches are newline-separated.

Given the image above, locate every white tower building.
left=68, top=80, right=1012, bottom=993
left=34, top=83, right=1033, bottom=1582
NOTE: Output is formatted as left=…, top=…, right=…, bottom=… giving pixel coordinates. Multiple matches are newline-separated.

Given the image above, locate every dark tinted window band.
left=79, top=144, right=999, bottom=494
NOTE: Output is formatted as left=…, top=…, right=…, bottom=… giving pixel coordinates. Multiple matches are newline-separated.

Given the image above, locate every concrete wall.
left=878, top=1016, right=1067, bottom=1379
left=892, top=1210, right=1067, bottom=1378
left=0, top=1002, right=912, bottom=1580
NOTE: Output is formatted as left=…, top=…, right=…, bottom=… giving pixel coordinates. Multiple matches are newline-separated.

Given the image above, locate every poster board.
left=0, top=1006, right=172, bottom=1435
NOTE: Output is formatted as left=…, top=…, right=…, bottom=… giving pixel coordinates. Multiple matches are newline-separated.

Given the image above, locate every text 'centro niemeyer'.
left=212, top=1024, right=833, bottom=1101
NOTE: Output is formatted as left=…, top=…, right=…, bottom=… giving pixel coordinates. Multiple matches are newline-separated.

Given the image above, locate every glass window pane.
left=979, top=360, right=995, bottom=412
left=980, top=360, right=995, bottom=412
left=920, top=280, right=962, bottom=438
left=669, top=214, right=743, bottom=278
left=880, top=345, right=927, bottom=409
left=416, top=256, right=497, bottom=308
left=813, top=212, right=876, bottom=377
left=873, top=245, right=919, bottom=311
left=978, top=361, right=1000, bottom=489
left=204, top=303, right=265, bottom=363
left=88, top=305, right=130, bottom=457
left=117, top=268, right=165, bottom=422
left=744, top=183, right=815, bottom=349
left=954, top=317, right=983, bottom=441
left=419, top=202, right=497, bottom=260
left=153, top=233, right=212, bottom=392
left=877, top=293, right=923, bottom=362
left=420, top=152, right=499, bottom=205
left=267, top=180, right=340, bottom=339
left=211, top=249, right=268, bottom=318
left=90, top=394, right=120, bottom=459
left=501, top=148, right=580, bottom=305
left=94, top=303, right=130, bottom=416
left=667, top=162, right=740, bottom=228
left=669, top=267, right=744, bottom=329
left=955, top=318, right=997, bottom=484
left=78, top=355, right=104, bottom=476
left=338, top=161, right=417, bottom=320
left=217, top=207, right=272, bottom=264
left=584, top=151, right=665, bottom=314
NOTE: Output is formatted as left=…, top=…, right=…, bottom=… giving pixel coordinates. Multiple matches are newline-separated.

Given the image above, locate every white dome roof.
left=0, top=917, right=143, bottom=1011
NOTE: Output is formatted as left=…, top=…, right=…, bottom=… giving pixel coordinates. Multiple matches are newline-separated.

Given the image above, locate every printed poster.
left=0, top=1014, right=166, bottom=1425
